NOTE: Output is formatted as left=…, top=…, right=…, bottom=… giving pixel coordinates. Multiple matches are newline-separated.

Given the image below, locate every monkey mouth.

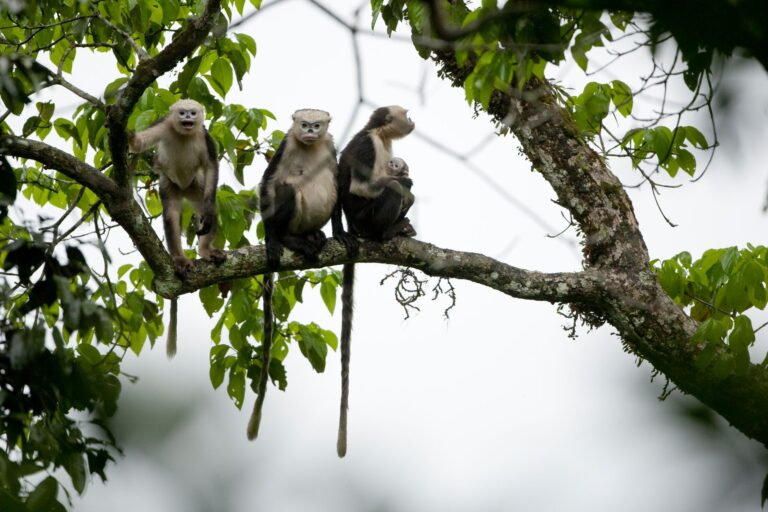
left=181, top=120, right=195, bottom=129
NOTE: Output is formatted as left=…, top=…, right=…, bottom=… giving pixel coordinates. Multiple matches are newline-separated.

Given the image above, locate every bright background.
left=11, top=1, right=768, bottom=510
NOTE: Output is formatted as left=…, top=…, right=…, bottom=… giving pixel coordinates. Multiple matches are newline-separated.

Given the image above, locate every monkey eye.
left=312, top=123, right=320, bottom=130
left=301, top=122, right=309, bottom=129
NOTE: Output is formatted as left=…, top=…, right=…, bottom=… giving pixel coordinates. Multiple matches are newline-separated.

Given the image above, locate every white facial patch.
left=292, top=109, right=331, bottom=141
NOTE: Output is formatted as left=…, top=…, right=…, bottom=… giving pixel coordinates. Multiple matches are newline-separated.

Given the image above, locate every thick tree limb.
left=428, top=48, right=768, bottom=447
left=105, top=0, right=223, bottom=189
left=0, top=134, right=176, bottom=282
left=155, top=237, right=605, bottom=302
left=0, top=134, right=116, bottom=196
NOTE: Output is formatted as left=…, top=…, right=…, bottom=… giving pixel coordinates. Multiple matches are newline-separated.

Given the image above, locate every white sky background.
left=8, top=0, right=768, bottom=510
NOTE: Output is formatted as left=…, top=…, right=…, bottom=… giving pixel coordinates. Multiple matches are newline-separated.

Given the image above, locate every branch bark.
left=0, top=134, right=176, bottom=282
left=427, top=48, right=768, bottom=447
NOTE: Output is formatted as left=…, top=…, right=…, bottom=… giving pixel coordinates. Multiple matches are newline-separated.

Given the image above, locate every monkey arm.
left=128, top=116, right=168, bottom=153
left=197, top=131, right=220, bottom=236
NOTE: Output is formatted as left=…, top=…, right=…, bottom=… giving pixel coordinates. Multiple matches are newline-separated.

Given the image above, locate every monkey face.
left=170, top=99, right=205, bottom=135
left=387, top=157, right=409, bottom=177
left=292, top=109, right=331, bottom=144
left=387, top=106, right=415, bottom=138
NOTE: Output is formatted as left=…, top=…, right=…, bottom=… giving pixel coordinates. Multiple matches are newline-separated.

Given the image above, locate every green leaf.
left=294, top=323, right=328, bottom=373
left=677, top=149, right=696, bottom=176
left=650, top=126, right=673, bottom=163
left=64, top=453, right=87, bottom=494
left=320, top=279, right=336, bottom=314
left=209, top=59, right=233, bottom=98
left=610, top=80, right=633, bottom=116
left=235, top=33, right=257, bottom=56
left=26, top=476, right=58, bottom=511
left=227, top=368, right=245, bottom=409
left=200, top=285, right=224, bottom=317
left=210, top=360, right=225, bottom=389
left=684, top=126, right=708, bottom=149
left=720, top=247, right=739, bottom=274
left=145, top=189, right=163, bottom=217
left=729, top=315, right=755, bottom=353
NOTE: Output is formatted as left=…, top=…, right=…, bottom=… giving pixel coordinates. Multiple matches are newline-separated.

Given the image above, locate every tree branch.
left=155, top=237, right=605, bottom=302
left=0, top=134, right=116, bottom=196
left=105, top=0, right=223, bottom=189
left=0, top=134, right=177, bottom=283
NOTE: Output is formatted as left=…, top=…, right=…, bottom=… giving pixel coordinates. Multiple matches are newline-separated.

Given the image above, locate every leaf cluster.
left=653, top=246, right=768, bottom=378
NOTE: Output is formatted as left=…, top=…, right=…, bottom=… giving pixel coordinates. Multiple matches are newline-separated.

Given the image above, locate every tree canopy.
left=1, top=0, right=768, bottom=509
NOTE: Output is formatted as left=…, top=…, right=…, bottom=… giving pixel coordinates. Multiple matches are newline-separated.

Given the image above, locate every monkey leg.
left=347, top=187, right=412, bottom=240
left=198, top=231, right=226, bottom=263
left=280, top=233, right=324, bottom=262
left=304, top=229, right=327, bottom=255
left=191, top=194, right=225, bottom=264
left=160, top=180, right=193, bottom=276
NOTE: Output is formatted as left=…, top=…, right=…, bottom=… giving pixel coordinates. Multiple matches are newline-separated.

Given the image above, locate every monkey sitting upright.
left=335, top=106, right=417, bottom=457
left=129, top=99, right=226, bottom=357
left=248, top=108, right=351, bottom=441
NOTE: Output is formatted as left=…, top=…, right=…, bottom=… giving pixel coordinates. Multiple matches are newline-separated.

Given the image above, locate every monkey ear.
left=385, top=113, right=393, bottom=123
left=291, top=113, right=297, bottom=121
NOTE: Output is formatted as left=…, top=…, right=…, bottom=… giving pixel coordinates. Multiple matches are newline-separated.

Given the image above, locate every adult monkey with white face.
left=248, top=108, right=354, bottom=440
left=129, top=99, right=225, bottom=358
left=336, top=106, right=416, bottom=457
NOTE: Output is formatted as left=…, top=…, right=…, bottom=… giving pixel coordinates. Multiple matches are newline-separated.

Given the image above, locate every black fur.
left=337, top=262, right=354, bottom=457
left=363, top=106, right=391, bottom=130
left=247, top=272, right=273, bottom=440
left=334, top=107, right=416, bottom=457
left=204, top=129, right=218, bottom=163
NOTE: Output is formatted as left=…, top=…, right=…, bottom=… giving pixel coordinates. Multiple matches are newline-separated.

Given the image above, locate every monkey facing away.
left=129, top=99, right=225, bottom=358
left=336, top=106, right=417, bottom=457
left=248, top=108, right=352, bottom=440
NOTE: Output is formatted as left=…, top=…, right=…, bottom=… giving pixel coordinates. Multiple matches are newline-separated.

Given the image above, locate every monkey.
left=335, top=106, right=417, bottom=457
left=387, top=156, right=409, bottom=177
left=129, top=99, right=225, bottom=358
left=247, top=108, right=353, bottom=441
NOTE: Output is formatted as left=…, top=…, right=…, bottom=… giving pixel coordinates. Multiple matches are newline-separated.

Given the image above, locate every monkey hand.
left=396, top=176, right=413, bottom=189
left=196, top=210, right=215, bottom=236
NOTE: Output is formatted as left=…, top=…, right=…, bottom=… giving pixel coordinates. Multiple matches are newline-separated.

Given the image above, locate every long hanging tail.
left=166, top=299, right=178, bottom=359
left=337, top=263, right=355, bottom=457
left=248, top=272, right=274, bottom=440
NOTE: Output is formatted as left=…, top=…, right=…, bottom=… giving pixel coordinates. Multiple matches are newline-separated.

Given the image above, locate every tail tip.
left=337, top=432, right=347, bottom=458
left=247, top=412, right=261, bottom=441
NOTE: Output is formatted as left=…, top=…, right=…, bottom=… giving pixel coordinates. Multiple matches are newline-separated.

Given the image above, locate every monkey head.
left=387, top=105, right=415, bottom=138
left=387, top=157, right=409, bottom=177
left=170, top=99, right=205, bottom=135
left=291, top=109, right=331, bottom=145
left=365, top=105, right=415, bottom=140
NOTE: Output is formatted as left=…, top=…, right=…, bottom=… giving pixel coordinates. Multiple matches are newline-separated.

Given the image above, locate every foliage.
left=0, top=0, right=342, bottom=507
left=653, top=246, right=768, bottom=378
left=0, top=0, right=767, bottom=508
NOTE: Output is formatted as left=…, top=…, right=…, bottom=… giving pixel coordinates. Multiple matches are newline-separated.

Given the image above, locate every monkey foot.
left=172, top=255, right=194, bottom=277
left=399, top=221, right=417, bottom=238
left=305, top=230, right=328, bottom=253
left=203, top=248, right=226, bottom=264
